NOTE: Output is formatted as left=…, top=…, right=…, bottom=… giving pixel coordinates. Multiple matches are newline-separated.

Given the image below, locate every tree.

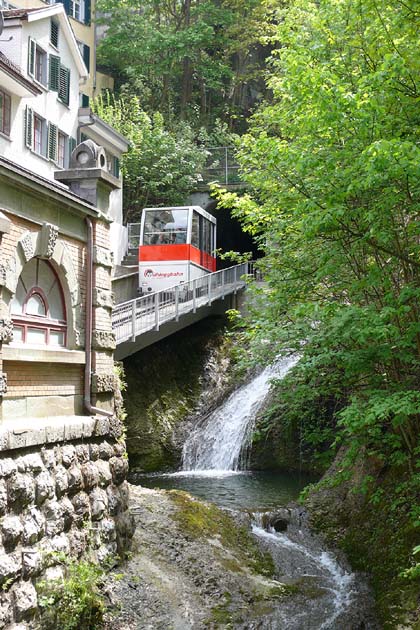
left=93, top=93, right=207, bottom=219
left=218, top=0, right=420, bottom=465
left=96, top=0, right=276, bottom=128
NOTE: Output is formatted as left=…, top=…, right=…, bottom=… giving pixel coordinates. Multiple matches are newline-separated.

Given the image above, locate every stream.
left=131, top=356, right=380, bottom=629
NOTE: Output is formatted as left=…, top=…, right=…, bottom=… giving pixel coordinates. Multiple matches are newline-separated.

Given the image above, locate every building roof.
left=0, top=51, right=42, bottom=96
left=2, top=4, right=88, bottom=78
left=79, top=108, right=131, bottom=155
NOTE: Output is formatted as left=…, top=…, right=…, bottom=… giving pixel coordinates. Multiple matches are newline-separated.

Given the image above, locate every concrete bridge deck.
left=112, top=262, right=250, bottom=359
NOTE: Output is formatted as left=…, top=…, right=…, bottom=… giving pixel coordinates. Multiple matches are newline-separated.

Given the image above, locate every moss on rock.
left=123, top=318, right=235, bottom=472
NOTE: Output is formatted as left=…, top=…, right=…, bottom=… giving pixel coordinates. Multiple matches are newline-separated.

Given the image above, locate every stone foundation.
left=0, top=416, right=134, bottom=628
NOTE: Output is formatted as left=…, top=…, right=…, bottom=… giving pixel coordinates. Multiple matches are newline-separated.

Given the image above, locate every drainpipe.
left=84, top=217, right=113, bottom=418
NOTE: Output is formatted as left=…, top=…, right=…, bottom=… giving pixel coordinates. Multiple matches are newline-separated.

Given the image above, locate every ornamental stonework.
left=93, top=288, right=114, bottom=310
left=92, top=372, right=118, bottom=394
left=19, top=232, right=35, bottom=263
left=0, top=373, right=7, bottom=395
left=92, top=330, right=116, bottom=350
left=0, top=319, right=13, bottom=344
left=93, top=246, right=113, bottom=268
left=38, top=222, right=59, bottom=259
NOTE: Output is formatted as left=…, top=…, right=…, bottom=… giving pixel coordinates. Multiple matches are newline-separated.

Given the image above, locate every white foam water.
left=181, top=355, right=299, bottom=472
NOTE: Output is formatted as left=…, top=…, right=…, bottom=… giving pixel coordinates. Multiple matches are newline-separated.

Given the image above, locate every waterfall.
left=181, top=355, right=299, bottom=472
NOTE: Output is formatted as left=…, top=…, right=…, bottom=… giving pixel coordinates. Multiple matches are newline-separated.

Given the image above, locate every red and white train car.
left=138, top=206, right=217, bottom=294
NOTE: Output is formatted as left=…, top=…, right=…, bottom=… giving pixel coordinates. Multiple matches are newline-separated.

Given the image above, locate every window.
left=0, top=89, right=11, bottom=136
left=70, top=0, right=83, bottom=22
left=143, top=209, right=188, bottom=245
left=28, top=39, right=48, bottom=86
left=34, top=114, right=45, bottom=155
left=57, top=131, right=67, bottom=168
left=77, top=41, right=90, bottom=72
left=11, top=258, right=66, bottom=347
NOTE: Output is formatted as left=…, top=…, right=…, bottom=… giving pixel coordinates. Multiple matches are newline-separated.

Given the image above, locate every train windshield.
left=143, top=208, right=188, bottom=245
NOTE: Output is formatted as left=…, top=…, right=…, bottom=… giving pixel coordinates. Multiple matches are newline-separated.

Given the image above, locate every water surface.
left=130, top=469, right=317, bottom=511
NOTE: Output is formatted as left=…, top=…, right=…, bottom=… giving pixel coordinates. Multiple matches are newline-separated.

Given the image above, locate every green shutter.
left=58, top=65, right=70, bottom=105
left=68, top=136, right=77, bottom=164
left=113, top=156, right=120, bottom=178
left=49, top=55, right=60, bottom=91
left=28, top=38, right=36, bottom=77
left=24, top=106, right=33, bottom=148
left=50, top=20, right=59, bottom=48
left=48, top=123, right=58, bottom=161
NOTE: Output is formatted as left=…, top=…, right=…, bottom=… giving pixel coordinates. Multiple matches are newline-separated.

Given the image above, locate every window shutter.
left=85, top=0, right=91, bottom=25
left=82, top=43, right=90, bottom=72
left=24, top=106, right=33, bottom=148
left=113, top=157, right=120, bottom=178
left=48, top=123, right=58, bottom=161
left=28, top=38, right=36, bottom=77
left=3, top=93, right=11, bottom=136
left=49, top=55, right=60, bottom=91
left=81, top=93, right=89, bottom=108
left=58, top=66, right=70, bottom=105
left=68, top=136, right=77, bottom=164
left=50, top=20, right=59, bottom=48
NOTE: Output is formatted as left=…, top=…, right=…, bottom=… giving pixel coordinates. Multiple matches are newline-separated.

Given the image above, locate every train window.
left=191, top=212, right=200, bottom=248
left=143, top=209, right=188, bottom=245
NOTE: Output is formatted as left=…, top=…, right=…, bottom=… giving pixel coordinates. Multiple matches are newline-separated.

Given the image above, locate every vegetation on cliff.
left=214, top=0, right=420, bottom=624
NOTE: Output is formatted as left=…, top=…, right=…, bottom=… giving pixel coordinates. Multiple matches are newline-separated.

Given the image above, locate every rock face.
left=102, top=485, right=291, bottom=630
left=123, top=318, right=236, bottom=472
left=0, top=432, right=134, bottom=626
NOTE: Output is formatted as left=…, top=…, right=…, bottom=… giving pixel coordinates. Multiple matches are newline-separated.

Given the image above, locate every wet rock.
left=54, top=465, right=68, bottom=498
left=12, top=580, right=37, bottom=620
left=0, top=553, right=20, bottom=587
left=16, top=454, right=43, bottom=474
left=21, top=551, right=41, bottom=579
left=7, top=474, right=35, bottom=510
left=41, top=447, right=56, bottom=470
left=98, top=442, right=114, bottom=460
left=35, top=471, right=55, bottom=505
left=96, top=460, right=112, bottom=487
left=90, top=488, right=108, bottom=521
left=109, top=457, right=128, bottom=485
left=43, top=500, right=64, bottom=537
left=22, top=509, right=45, bottom=546
left=1, top=517, right=23, bottom=550
left=67, top=466, right=84, bottom=494
left=61, top=445, right=76, bottom=468
left=76, top=444, right=90, bottom=464
left=72, top=492, right=91, bottom=523
left=0, top=480, right=8, bottom=516
left=81, top=462, right=99, bottom=491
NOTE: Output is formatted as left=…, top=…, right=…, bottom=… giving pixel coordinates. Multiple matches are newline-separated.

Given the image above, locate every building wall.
left=0, top=419, right=133, bottom=627
left=8, top=0, right=114, bottom=100
left=0, top=16, right=81, bottom=180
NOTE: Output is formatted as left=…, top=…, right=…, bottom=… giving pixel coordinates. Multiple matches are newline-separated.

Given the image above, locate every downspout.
left=84, top=217, right=113, bottom=417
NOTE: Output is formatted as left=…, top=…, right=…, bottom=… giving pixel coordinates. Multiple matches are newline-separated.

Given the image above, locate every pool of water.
left=129, top=469, right=318, bottom=511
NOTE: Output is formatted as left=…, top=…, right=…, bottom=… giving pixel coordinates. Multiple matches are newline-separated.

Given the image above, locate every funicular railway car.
left=138, top=206, right=217, bottom=294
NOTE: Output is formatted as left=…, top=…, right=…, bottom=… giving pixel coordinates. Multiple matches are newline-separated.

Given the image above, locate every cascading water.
left=181, top=355, right=299, bottom=472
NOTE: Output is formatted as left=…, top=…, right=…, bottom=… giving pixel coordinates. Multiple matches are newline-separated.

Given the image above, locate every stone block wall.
left=0, top=418, right=133, bottom=628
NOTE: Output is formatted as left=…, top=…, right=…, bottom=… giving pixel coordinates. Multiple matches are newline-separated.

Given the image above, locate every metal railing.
left=112, top=262, right=251, bottom=345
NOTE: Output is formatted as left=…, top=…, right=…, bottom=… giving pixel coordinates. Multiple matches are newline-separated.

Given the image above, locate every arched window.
left=11, top=258, right=66, bottom=347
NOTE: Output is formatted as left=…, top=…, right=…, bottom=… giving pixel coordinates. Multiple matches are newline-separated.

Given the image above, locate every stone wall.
left=0, top=416, right=133, bottom=628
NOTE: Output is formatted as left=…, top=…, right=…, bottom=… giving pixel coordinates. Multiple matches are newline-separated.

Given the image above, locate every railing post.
left=222, top=269, right=226, bottom=300
left=131, top=300, right=136, bottom=341
left=225, top=147, right=228, bottom=185
left=234, top=265, right=238, bottom=295
left=193, top=279, right=197, bottom=313
left=175, top=285, right=180, bottom=322
left=154, top=293, right=160, bottom=331
left=208, top=273, right=212, bottom=305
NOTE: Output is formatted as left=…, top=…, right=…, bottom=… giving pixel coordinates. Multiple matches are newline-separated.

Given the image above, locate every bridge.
left=112, top=262, right=251, bottom=359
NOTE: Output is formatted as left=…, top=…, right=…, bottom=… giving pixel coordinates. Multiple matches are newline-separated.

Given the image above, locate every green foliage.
left=92, top=92, right=207, bottom=219
left=219, top=0, right=420, bottom=471
left=96, top=0, right=276, bottom=127
left=37, top=557, right=105, bottom=630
